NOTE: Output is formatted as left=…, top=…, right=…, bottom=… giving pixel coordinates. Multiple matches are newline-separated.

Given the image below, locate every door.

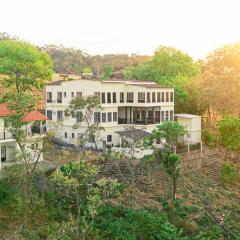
left=1, top=146, right=6, bottom=162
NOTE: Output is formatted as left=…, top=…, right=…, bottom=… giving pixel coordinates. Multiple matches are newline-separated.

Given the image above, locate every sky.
left=1, top=0, right=240, bottom=59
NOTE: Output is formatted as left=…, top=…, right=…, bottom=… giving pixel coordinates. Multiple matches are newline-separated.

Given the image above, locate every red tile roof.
left=0, top=103, right=47, bottom=122
left=0, top=103, right=10, bottom=117
left=23, top=111, right=48, bottom=122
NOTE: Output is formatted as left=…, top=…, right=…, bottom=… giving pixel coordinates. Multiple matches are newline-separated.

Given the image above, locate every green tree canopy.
left=0, top=40, right=53, bottom=92
left=145, top=121, right=186, bottom=149
left=124, top=46, right=201, bottom=114
left=217, top=116, right=240, bottom=152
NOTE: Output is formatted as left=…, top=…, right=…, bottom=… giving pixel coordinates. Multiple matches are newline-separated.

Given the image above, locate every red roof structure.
left=0, top=103, right=47, bottom=122
left=0, top=103, right=10, bottom=117
left=23, top=111, right=48, bottom=122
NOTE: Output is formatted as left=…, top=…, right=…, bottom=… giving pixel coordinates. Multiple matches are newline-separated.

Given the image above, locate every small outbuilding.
left=175, top=114, right=201, bottom=144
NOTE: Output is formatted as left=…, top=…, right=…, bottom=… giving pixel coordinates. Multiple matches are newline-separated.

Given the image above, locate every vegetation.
left=0, top=40, right=53, bottom=91
left=1, top=33, right=240, bottom=240
left=144, top=121, right=186, bottom=149
left=65, top=95, right=103, bottom=149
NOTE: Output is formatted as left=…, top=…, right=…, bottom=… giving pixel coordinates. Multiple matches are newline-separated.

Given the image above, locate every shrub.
left=93, top=205, right=187, bottom=240
left=202, top=128, right=217, bottom=147
left=221, top=163, right=237, bottom=184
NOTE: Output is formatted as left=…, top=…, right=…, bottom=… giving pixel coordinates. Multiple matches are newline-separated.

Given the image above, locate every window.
left=107, top=92, right=111, bottom=103
left=107, top=112, right=112, bottom=122
left=166, top=92, right=169, bottom=102
left=113, top=112, right=117, bottom=122
left=107, top=135, right=112, bottom=142
left=64, top=132, right=67, bottom=138
left=147, top=92, right=151, bottom=103
left=57, top=92, right=62, bottom=103
left=112, top=92, right=117, bottom=103
left=165, top=111, right=169, bottom=121
left=94, top=92, right=100, bottom=101
left=76, top=92, right=82, bottom=98
left=76, top=111, right=83, bottom=122
left=157, top=92, right=161, bottom=102
left=57, top=111, right=63, bottom=121
left=138, top=92, right=145, bottom=103
left=170, top=110, right=174, bottom=121
left=46, top=92, right=52, bottom=103
left=101, top=92, right=106, bottom=104
left=161, top=92, right=165, bottom=102
left=156, top=111, right=160, bottom=122
left=102, top=113, right=106, bottom=122
left=71, top=92, right=74, bottom=98
left=94, top=112, right=101, bottom=123
left=72, top=133, right=75, bottom=139
left=152, top=92, right=156, bottom=103
left=170, top=92, right=174, bottom=102
left=127, top=92, right=134, bottom=103
left=160, top=111, right=164, bottom=122
left=120, top=92, right=124, bottom=103
left=64, top=92, right=67, bottom=98
left=46, top=110, right=52, bottom=120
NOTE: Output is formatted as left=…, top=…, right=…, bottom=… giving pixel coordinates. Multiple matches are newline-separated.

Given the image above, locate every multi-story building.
left=45, top=79, right=174, bottom=148
left=0, top=104, right=47, bottom=170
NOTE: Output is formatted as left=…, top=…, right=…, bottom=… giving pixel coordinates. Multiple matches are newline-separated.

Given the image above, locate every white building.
left=45, top=79, right=174, bottom=149
left=0, top=104, right=47, bottom=170
left=175, top=114, right=201, bottom=144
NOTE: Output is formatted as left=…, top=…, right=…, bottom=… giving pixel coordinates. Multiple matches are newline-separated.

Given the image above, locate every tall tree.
left=124, top=46, right=201, bottom=113
left=0, top=40, right=53, bottom=92
left=197, top=43, right=240, bottom=125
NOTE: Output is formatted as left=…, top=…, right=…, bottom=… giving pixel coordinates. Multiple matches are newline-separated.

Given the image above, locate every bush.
left=221, top=163, right=237, bottom=184
left=202, top=128, right=217, bottom=147
left=93, top=205, right=187, bottom=240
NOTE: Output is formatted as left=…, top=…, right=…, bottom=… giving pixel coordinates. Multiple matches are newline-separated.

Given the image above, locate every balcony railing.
left=118, top=118, right=160, bottom=125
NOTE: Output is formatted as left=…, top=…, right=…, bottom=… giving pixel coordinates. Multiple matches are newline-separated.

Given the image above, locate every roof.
left=0, top=103, right=48, bottom=122
left=23, top=111, right=48, bottom=122
left=46, top=80, right=65, bottom=86
left=115, top=129, right=150, bottom=141
left=46, top=78, right=172, bottom=89
left=0, top=103, right=10, bottom=117
left=175, top=114, right=201, bottom=119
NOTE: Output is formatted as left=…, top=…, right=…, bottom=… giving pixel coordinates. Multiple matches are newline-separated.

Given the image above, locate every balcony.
left=118, top=117, right=160, bottom=125
left=26, top=125, right=46, bottom=136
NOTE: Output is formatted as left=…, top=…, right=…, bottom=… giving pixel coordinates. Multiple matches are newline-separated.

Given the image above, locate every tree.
left=217, top=116, right=240, bottom=159
left=102, top=66, right=113, bottom=79
left=162, top=153, right=181, bottom=200
left=124, top=46, right=201, bottom=113
left=0, top=40, right=53, bottom=92
left=144, top=121, right=186, bottom=149
left=0, top=92, right=51, bottom=228
left=198, top=43, right=240, bottom=125
left=65, top=95, right=103, bottom=150
left=50, top=160, right=120, bottom=240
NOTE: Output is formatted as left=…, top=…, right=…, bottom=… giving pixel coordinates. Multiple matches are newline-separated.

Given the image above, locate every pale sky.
left=1, top=0, right=240, bottom=59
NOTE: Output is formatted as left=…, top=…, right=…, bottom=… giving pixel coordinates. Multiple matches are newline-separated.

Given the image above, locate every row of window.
left=46, top=91, right=83, bottom=103
left=46, top=91, right=174, bottom=104
left=98, top=92, right=173, bottom=104
left=47, top=110, right=118, bottom=123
